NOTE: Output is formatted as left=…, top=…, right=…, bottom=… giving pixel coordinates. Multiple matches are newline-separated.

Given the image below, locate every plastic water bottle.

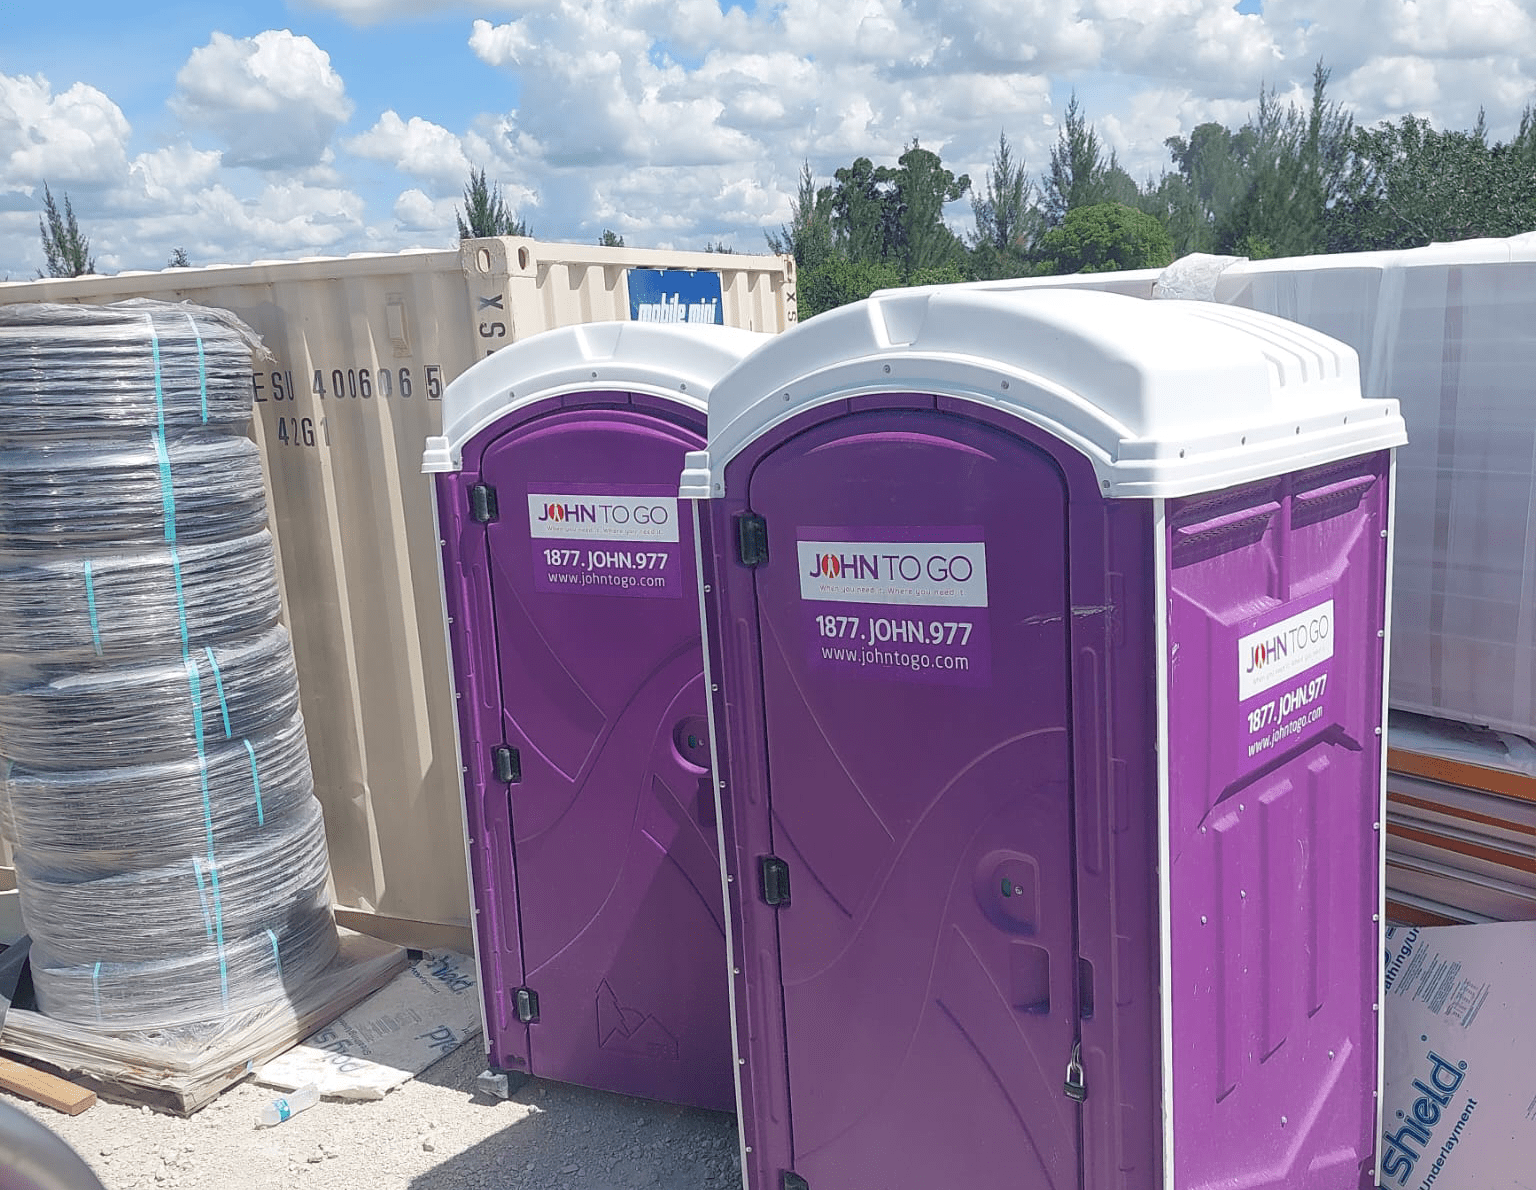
left=256, top=1085, right=320, bottom=1127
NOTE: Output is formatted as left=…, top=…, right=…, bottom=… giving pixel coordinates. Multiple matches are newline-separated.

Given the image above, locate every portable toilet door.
left=685, top=289, right=1406, bottom=1190
left=424, top=321, right=767, bottom=1111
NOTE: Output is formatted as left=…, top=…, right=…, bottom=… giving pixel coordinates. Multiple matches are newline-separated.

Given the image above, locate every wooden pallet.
left=0, top=930, right=405, bottom=1116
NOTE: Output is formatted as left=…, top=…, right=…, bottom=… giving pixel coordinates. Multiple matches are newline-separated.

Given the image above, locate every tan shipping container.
left=0, top=237, right=794, bottom=945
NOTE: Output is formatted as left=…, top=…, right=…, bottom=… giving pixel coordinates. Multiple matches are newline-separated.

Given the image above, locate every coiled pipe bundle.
left=0, top=299, right=338, bottom=1032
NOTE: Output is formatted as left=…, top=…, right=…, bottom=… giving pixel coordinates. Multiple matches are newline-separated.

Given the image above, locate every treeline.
left=771, top=65, right=1536, bottom=319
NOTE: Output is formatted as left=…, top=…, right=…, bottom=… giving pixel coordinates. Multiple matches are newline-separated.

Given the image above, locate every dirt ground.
left=6, top=1040, right=744, bottom=1190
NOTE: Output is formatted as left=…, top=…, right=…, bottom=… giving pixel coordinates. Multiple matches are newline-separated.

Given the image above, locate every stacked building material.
left=1385, top=712, right=1536, bottom=924
left=0, top=301, right=338, bottom=1031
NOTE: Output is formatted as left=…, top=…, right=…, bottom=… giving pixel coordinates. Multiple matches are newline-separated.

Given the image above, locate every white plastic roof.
left=681, top=287, right=1405, bottom=501
left=422, top=321, right=769, bottom=473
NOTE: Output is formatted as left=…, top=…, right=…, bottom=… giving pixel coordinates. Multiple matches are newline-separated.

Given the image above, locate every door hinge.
left=737, top=511, right=769, bottom=567
left=759, top=855, right=791, bottom=907
left=469, top=482, right=499, bottom=523
left=1064, top=1039, right=1087, bottom=1103
left=783, top=1174, right=809, bottom=1190
left=492, top=745, right=521, bottom=784
left=514, top=987, right=540, bottom=1024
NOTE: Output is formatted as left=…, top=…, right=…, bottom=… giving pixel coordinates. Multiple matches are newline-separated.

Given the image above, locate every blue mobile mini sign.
left=627, top=269, right=724, bottom=325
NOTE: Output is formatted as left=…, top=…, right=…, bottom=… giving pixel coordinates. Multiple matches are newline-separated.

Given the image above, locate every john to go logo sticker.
left=1237, top=599, right=1334, bottom=701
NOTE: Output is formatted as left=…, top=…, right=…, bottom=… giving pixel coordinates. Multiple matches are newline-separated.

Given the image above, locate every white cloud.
left=0, top=74, right=131, bottom=190
left=173, top=30, right=353, bottom=169
left=345, top=112, right=471, bottom=185
left=392, top=187, right=458, bottom=234
left=4, top=0, right=1536, bottom=278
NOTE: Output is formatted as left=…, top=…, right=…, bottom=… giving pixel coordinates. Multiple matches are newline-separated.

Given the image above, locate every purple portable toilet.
left=423, top=321, right=766, bottom=1111
left=684, top=289, right=1407, bottom=1190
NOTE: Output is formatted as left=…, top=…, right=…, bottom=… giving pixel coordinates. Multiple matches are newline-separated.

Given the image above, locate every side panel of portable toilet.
left=0, top=239, right=792, bottom=943
left=423, top=322, right=766, bottom=1110
left=686, top=289, right=1404, bottom=1190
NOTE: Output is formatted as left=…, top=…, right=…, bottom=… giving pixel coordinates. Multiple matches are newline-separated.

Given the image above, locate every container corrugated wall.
left=0, top=238, right=794, bottom=940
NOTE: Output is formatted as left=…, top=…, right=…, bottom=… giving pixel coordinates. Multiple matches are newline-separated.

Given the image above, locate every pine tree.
left=764, top=160, right=834, bottom=270
left=970, top=130, right=1042, bottom=278
left=456, top=167, right=529, bottom=239
left=38, top=183, right=95, bottom=278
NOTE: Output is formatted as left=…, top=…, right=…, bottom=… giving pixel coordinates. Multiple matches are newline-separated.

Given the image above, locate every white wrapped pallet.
left=0, top=238, right=794, bottom=942
left=941, top=235, right=1536, bottom=743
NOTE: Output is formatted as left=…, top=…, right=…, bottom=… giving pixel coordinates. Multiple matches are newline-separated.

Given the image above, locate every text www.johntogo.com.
left=547, top=570, right=666, bottom=591
left=1247, top=706, right=1325, bottom=757
left=820, top=644, right=971, bottom=673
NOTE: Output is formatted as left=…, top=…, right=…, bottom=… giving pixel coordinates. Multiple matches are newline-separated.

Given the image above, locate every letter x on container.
left=683, top=288, right=1407, bottom=1190
left=423, top=321, right=767, bottom=1109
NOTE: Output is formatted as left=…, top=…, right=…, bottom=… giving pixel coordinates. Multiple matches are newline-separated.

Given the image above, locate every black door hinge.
left=470, top=482, right=499, bottom=523
left=492, top=745, right=521, bottom=784
left=759, top=855, right=791, bottom=907
left=737, top=511, right=769, bottom=567
left=514, top=987, right=540, bottom=1024
left=783, top=1173, right=809, bottom=1190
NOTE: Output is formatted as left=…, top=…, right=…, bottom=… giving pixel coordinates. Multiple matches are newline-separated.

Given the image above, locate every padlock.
left=1064, top=1040, right=1087, bottom=1103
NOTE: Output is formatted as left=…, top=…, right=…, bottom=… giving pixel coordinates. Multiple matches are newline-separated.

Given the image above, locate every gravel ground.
left=6, top=1041, right=744, bottom=1190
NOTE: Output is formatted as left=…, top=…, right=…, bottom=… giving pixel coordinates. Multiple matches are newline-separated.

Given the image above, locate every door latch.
left=1064, top=1040, right=1087, bottom=1103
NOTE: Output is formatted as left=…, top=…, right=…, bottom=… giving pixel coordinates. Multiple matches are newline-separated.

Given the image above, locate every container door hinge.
left=759, top=855, right=791, bottom=907
left=1063, top=1039, right=1087, bottom=1103
left=514, top=987, right=540, bottom=1024
left=737, top=512, right=769, bottom=567
left=470, top=482, right=499, bottom=523
left=492, top=745, right=521, bottom=784
left=782, top=1174, right=809, bottom=1190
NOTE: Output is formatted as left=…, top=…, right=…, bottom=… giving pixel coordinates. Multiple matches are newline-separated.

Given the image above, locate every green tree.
left=827, top=155, right=900, bottom=263
left=168, top=247, right=191, bottom=268
left=1035, top=202, right=1175, bottom=275
left=1153, top=121, right=1261, bottom=255
left=38, top=183, right=95, bottom=278
left=1144, top=62, right=1351, bottom=260
left=970, top=131, right=1042, bottom=279
left=704, top=241, right=736, bottom=253
left=456, top=167, right=529, bottom=239
left=889, top=140, right=970, bottom=274
left=598, top=229, right=624, bottom=247
left=796, top=258, right=903, bottom=320
left=765, top=160, right=835, bottom=270
left=1328, top=106, right=1536, bottom=251
left=1041, top=95, right=1138, bottom=226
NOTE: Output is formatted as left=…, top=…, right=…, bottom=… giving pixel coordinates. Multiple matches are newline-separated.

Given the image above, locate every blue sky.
left=2, top=0, right=1534, bottom=277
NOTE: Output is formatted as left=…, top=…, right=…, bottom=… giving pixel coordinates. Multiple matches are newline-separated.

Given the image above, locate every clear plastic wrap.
left=21, top=810, right=338, bottom=1030
left=0, top=299, right=338, bottom=1033
left=0, top=625, right=301, bottom=769
left=0, top=713, right=314, bottom=875
left=0, top=301, right=264, bottom=439
left=0, top=436, right=268, bottom=550
left=0, top=530, right=281, bottom=664
left=15, top=800, right=332, bottom=964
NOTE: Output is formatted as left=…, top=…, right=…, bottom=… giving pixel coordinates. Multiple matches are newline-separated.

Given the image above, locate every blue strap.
left=152, top=431, right=177, bottom=544
left=83, top=560, right=103, bottom=656
left=243, top=738, right=265, bottom=826
left=92, top=961, right=102, bottom=1024
left=184, top=658, right=229, bottom=1005
left=191, top=858, right=214, bottom=940
left=170, top=547, right=190, bottom=651
left=147, top=319, right=178, bottom=544
left=184, top=313, right=208, bottom=424
left=265, top=928, right=282, bottom=978
left=205, top=646, right=232, bottom=738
